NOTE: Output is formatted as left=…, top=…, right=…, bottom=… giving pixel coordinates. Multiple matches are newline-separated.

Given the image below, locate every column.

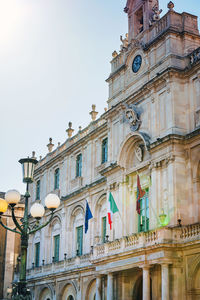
left=96, top=275, right=101, bottom=300
left=143, top=266, right=150, bottom=300
left=161, top=264, right=169, bottom=300
left=107, top=273, right=113, bottom=300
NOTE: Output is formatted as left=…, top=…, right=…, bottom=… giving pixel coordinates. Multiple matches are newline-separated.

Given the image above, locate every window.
left=54, top=234, right=60, bottom=262
left=138, top=189, right=149, bottom=232
left=54, top=168, right=60, bottom=190
left=101, top=138, right=108, bottom=164
left=35, top=242, right=40, bottom=267
left=67, top=296, right=74, bottom=300
left=36, top=180, right=40, bottom=200
left=76, top=225, right=83, bottom=256
left=102, top=216, right=107, bottom=243
left=76, top=154, right=82, bottom=177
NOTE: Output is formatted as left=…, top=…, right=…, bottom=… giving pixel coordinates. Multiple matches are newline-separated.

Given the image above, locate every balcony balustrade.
left=26, top=223, right=200, bottom=279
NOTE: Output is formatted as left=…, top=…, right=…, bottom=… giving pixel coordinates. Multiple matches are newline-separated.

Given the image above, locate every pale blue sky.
left=0, top=0, right=200, bottom=194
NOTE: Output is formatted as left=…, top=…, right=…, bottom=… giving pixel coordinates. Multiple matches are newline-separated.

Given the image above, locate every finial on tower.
left=167, top=1, right=174, bottom=11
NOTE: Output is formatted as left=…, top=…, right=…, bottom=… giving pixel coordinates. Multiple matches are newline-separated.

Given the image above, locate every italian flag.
left=107, top=192, right=119, bottom=230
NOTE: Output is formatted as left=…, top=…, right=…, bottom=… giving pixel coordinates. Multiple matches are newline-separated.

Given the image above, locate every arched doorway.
left=133, top=276, right=152, bottom=300
left=62, top=283, right=76, bottom=300
left=39, top=288, right=52, bottom=300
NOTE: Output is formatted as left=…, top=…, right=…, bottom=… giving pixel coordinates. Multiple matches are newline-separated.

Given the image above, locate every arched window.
left=94, top=195, right=107, bottom=244
left=71, top=206, right=84, bottom=256
left=67, top=296, right=74, bottom=300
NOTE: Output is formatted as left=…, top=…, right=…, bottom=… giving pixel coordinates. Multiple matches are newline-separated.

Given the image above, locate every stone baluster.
left=142, top=266, right=151, bottom=300
left=107, top=273, right=114, bottom=300
left=96, top=275, right=101, bottom=300
left=161, top=263, right=170, bottom=300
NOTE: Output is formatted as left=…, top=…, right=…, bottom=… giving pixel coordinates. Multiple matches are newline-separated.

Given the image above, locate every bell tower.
left=124, top=0, right=162, bottom=42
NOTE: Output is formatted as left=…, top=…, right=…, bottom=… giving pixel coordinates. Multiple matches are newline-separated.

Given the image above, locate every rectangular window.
left=101, top=138, right=108, bottom=164
left=54, top=234, right=60, bottom=262
left=54, top=168, right=60, bottom=190
left=76, top=225, right=83, bottom=256
left=76, top=154, right=82, bottom=177
left=35, top=242, right=40, bottom=267
left=36, top=180, right=40, bottom=200
left=102, top=216, right=107, bottom=243
left=138, top=189, right=149, bottom=233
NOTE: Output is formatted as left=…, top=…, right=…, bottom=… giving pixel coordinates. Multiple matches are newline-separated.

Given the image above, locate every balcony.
left=144, top=10, right=199, bottom=49
left=26, top=223, right=200, bottom=279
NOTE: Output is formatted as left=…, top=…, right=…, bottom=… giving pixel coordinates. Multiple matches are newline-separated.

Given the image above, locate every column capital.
left=160, top=260, right=173, bottom=267
left=139, top=264, right=151, bottom=270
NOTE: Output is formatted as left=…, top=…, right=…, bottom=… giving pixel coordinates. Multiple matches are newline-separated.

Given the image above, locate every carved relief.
left=149, top=5, right=163, bottom=26
left=120, top=33, right=128, bottom=52
left=123, top=103, right=141, bottom=131
left=134, top=144, right=144, bottom=162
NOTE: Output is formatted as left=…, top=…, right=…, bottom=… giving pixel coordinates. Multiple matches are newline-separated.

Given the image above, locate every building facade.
left=26, top=1, right=200, bottom=299
left=0, top=192, right=24, bottom=300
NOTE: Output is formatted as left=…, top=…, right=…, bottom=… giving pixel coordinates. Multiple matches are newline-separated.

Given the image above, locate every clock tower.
left=124, top=0, right=161, bottom=42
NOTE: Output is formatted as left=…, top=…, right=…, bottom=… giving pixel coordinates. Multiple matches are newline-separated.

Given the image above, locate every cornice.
left=61, top=177, right=106, bottom=202
left=34, top=122, right=107, bottom=175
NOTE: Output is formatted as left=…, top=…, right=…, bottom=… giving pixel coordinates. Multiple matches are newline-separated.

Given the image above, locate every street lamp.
left=0, top=157, right=60, bottom=300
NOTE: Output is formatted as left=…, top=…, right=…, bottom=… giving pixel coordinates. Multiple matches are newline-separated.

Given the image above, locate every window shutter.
left=77, top=226, right=83, bottom=256
left=36, top=180, right=40, bottom=200
left=35, top=242, right=40, bottom=267
left=54, top=235, right=60, bottom=262
left=102, top=217, right=107, bottom=242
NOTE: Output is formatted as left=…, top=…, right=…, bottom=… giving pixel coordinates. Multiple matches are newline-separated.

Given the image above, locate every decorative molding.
left=122, top=103, right=142, bottom=131
left=149, top=154, right=175, bottom=169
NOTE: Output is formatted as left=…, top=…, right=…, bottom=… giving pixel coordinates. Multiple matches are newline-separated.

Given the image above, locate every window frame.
left=54, top=168, right=60, bottom=190
left=36, top=179, right=40, bottom=200
left=102, top=216, right=107, bottom=243
left=76, top=225, right=83, bottom=256
left=54, top=234, right=60, bottom=262
left=101, top=138, right=108, bottom=164
left=35, top=242, right=40, bottom=267
left=76, top=154, right=82, bottom=177
left=138, top=188, right=149, bottom=233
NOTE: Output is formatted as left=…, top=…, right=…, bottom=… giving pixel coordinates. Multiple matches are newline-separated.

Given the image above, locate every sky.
left=0, top=0, right=200, bottom=195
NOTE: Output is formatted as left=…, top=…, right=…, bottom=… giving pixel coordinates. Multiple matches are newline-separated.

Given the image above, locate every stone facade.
left=26, top=1, right=200, bottom=299
left=0, top=192, right=24, bottom=300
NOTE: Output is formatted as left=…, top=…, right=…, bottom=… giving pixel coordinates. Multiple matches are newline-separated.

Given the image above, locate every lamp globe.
left=5, top=190, right=21, bottom=206
left=30, top=203, right=45, bottom=219
left=0, top=198, right=8, bottom=215
left=45, top=194, right=60, bottom=210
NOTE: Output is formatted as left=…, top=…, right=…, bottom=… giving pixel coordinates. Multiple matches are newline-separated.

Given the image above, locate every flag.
left=136, top=175, right=145, bottom=214
left=85, top=201, right=93, bottom=233
left=107, top=192, right=119, bottom=230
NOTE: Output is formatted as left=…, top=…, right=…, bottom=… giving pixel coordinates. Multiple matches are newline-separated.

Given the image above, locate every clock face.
left=132, top=55, right=142, bottom=73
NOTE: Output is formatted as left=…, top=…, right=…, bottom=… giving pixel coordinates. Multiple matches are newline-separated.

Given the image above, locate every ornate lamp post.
left=0, top=157, right=60, bottom=299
